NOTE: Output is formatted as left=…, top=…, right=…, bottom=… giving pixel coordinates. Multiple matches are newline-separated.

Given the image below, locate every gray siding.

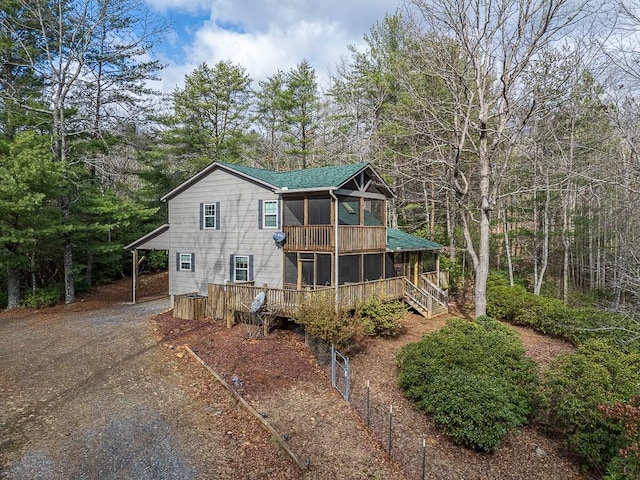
left=167, top=168, right=282, bottom=297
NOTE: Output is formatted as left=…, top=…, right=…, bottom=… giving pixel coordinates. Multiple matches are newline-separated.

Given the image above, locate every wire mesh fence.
left=307, top=334, right=432, bottom=480
left=350, top=378, right=430, bottom=479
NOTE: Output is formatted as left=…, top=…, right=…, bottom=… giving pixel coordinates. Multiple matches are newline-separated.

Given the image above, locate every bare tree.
left=403, top=0, right=588, bottom=316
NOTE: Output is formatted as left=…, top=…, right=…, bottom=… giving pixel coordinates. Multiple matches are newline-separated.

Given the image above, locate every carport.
left=125, top=224, right=170, bottom=303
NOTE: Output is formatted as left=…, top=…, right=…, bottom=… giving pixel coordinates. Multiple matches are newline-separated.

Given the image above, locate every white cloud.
left=145, top=0, right=400, bottom=92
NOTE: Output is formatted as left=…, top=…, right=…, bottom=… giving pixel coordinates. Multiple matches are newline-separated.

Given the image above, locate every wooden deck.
left=212, top=273, right=448, bottom=326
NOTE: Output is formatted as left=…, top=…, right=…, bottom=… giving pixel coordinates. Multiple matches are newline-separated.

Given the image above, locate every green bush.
left=487, top=284, right=640, bottom=350
left=536, top=339, right=640, bottom=472
left=295, top=291, right=368, bottom=353
left=356, top=295, right=406, bottom=337
left=22, top=283, right=64, bottom=308
left=430, top=369, right=532, bottom=451
left=397, top=316, right=538, bottom=452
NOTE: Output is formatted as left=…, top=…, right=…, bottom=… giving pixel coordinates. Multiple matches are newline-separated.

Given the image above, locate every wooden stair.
left=402, top=278, right=449, bottom=318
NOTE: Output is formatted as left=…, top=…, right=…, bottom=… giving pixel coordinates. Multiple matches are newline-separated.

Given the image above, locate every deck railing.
left=215, top=271, right=448, bottom=326
left=282, top=225, right=386, bottom=253
left=224, top=283, right=332, bottom=317
left=223, top=276, right=412, bottom=321
left=336, top=277, right=405, bottom=309
left=424, top=270, right=449, bottom=290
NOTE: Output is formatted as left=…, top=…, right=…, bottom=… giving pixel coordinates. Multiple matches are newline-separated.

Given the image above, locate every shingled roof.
left=218, top=162, right=371, bottom=190
left=386, top=228, right=443, bottom=252
left=161, top=161, right=391, bottom=201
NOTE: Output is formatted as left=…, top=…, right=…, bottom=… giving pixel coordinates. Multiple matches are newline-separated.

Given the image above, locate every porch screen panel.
left=364, top=199, right=384, bottom=226
left=316, top=254, right=331, bottom=286
left=285, top=253, right=297, bottom=285
left=338, top=255, right=359, bottom=284
left=385, top=253, right=399, bottom=278
left=308, top=197, right=331, bottom=225
left=394, top=253, right=405, bottom=277
left=423, top=252, right=436, bottom=272
left=338, top=197, right=360, bottom=225
left=284, top=198, right=304, bottom=225
left=301, top=261, right=314, bottom=287
left=364, top=253, right=382, bottom=281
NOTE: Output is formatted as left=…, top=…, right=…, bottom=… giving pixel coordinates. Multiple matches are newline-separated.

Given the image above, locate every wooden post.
left=132, top=249, right=138, bottom=304
left=435, top=252, right=441, bottom=288
left=225, top=306, right=232, bottom=328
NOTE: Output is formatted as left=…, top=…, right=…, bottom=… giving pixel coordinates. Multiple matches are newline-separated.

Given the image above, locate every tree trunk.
left=64, top=240, right=75, bottom=304
left=60, top=194, right=75, bottom=304
left=502, top=206, right=514, bottom=287
left=475, top=208, right=491, bottom=317
left=534, top=176, right=550, bottom=295
left=562, top=186, right=571, bottom=305
left=474, top=108, right=491, bottom=318
left=6, top=265, right=20, bottom=309
left=446, top=194, right=456, bottom=261
left=86, top=250, right=93, bottom=288
left=430, top=182, right=436, bottom=241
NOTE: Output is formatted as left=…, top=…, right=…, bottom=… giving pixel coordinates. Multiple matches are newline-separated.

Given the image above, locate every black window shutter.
left=229, top=254, right=235, bottom=282
left=249, top=255, right=254, bottom=281
left=215, top=201, right=221, bottom=230
left=176, top=252, right=180, bottom=270
left=199, top=204, right=203, bottom=230
left=258, top=200, right=263, bottom=229
left=277, top=200, right=281, bottom=228
left=190, top=253, right=195, bottom=272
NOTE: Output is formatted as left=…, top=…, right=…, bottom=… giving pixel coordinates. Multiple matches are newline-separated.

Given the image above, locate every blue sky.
left=143, top=0, right=400, bottom=92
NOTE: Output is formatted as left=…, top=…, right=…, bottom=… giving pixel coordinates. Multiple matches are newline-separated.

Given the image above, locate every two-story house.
left=126, top=161, right=448, bottom=318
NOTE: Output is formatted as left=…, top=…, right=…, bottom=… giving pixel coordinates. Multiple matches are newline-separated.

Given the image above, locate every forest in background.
left=0, top=0, right=639, bottom=316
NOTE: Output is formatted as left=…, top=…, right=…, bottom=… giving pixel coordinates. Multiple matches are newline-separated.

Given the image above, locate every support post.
left=225, top=306, right=234, bottom=328
left=132, top=249, right=138, bottom=304
left=330, top=190, right=340, bottom=310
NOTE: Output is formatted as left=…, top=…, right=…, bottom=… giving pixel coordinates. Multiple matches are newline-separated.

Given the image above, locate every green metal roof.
left=386, top=228, right=443, bottom=251
left=219, top=162, right=370, bottom=190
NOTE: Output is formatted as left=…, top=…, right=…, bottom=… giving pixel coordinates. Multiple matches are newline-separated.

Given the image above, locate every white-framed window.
left=177, top=253, right=194, bottom=272
left=263, top=200, right=278, bottom=228
left=234, top=255, right=249, bottom=282
left=200, top=202, right=220, bottom=230
left=203, top=203, right=216, bottom=229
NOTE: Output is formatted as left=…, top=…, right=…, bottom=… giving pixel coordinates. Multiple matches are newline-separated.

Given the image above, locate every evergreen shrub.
left=396, top=316, right=538, bottom=451
left=356, top=295, right=406, bottom=337
left=487, top=283, right=640, bottom=349
left=22, top=283, right=64, bottom=308
left=537, top=339, right=640, bottom=473
left=295, top=291, right=368, bottom=353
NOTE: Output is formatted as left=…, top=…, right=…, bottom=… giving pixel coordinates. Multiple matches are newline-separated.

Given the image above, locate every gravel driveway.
left=0, top=298, right=224, bottom=480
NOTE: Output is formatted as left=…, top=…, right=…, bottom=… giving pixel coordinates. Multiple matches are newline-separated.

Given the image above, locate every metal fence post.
left=388, top=404, right=393, bottom=458
left=366, top=380, right=370, bottom=426
left=331, top=344, right=336, bottom=388
left=421, top=438, right=426, bottom=480
left=344, top=355, right=350, bottom=401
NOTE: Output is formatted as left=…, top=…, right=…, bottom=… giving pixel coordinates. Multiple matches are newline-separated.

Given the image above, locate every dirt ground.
left=2, top=273, right=586, bottom=479
left=157, top=289, right=585, bottom=479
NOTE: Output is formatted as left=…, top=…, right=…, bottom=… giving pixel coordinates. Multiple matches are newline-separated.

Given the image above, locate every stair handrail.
left=402, top=277, right=432, bottom=315
left=419, top=275, right=448, bottom=308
